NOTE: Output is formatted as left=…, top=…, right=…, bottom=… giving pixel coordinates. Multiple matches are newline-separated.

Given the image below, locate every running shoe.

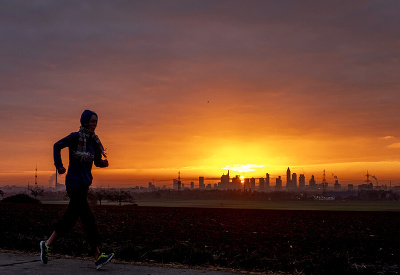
left=95, top=252, right=114, bottom=270
left=40, top=241, right=50, bottom=264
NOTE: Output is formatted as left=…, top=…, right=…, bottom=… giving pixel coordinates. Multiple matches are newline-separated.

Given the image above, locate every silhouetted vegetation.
left=88, top=188, right=135, bottom=206
left=28, top=185, right=44, bottom=200
left=0, top=189, right=4, bottom=197
left=108, top=189, right=134, bottom=206
left=88, top=189, right=109, bottom=205
left=1, top=193, right=40, bottom=204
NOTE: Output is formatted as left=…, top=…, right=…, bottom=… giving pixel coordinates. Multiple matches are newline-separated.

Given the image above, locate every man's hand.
left=103, top=159, right=109, bottom=167
left=58, top=167, right=66, bottom=174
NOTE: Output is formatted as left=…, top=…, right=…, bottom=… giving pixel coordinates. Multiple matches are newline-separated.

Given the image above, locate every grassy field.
left=132, top=199, right=400, bottom=211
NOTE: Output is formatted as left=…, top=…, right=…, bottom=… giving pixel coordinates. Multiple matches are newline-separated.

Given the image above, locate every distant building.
left=299, top=174, right=305, bottom=188
left=148, top=181, right=155, bottom=190
left=219, top=171, right=230, bottom=189
left=250, top=178, right=256, bottom=190
left=292, top=173, right=297, bottom=188
left=199, top=177, right=205, bottom=189
left=276, top=176, right=282, bottom=189
left=259, top=177, right=265, bottom=191
left=173, top=179, right=181, bottom=190
left=244, top=178, right=250, bottom=190
left=190, top=182, right=194, bottom=189
left=374, top=185, right=388, bottom=191
left=265, top=173, right=270, bottom=188
left=348, top=184, right=354, bottom=191
left=286, top=167, right=291, bottom=186
left=309, top=175, right=317, bottom=189
left=286, top=168, right=297, bottom=189
left=334, top=180, right=341, bottom=190
left=232, top=175, right=241, bottom=189
left=358, top=183, right=373, bottom=191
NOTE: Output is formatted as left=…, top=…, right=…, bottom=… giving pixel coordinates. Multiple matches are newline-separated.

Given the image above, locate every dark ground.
left=0, top=203, right=400, bottom=274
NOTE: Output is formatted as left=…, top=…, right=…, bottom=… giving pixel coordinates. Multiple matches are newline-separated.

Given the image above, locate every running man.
left=40, top=109, right=113, bottom=269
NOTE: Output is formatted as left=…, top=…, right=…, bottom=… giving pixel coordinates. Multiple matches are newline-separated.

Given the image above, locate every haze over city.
left=1, top=1, right=400, bottom=188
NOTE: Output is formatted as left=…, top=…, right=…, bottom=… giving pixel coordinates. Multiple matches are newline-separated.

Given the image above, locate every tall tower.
left=286, top=167, right=291, bottom=186
left=35, top=164, right=38, bottom=186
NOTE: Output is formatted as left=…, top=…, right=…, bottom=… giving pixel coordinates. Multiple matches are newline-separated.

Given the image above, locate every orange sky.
left=1, top=1, right=400, bottom=187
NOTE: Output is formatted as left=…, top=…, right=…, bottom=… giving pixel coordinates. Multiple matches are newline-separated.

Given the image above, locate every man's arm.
left=54, top=132, right=76, bottom=173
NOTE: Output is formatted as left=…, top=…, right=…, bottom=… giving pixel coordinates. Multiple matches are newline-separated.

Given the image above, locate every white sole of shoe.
left=96, top=254, right=114, bottom=270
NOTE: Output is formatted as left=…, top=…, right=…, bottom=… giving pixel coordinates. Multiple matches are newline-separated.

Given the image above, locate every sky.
left=1, top=0, right=400, bottom=188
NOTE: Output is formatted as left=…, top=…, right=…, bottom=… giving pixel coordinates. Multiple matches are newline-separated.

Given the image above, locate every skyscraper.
left=220, top=170, right=230, bottom=189
left=292, top=173, right=297, bottom=188
left=276, top=176, right=282, bottom=189
left=299, top=174, right=305, bottom=188
left=286, top=167, right=291, bottom=186
left=265, top=173, right=270, bottom=188
left=259, top=177, right=265, bottom=191
left=232, top=175, right=242, bottom=190
left=309, top=175, right=316, bottom=188
left=173, top=179, right=181, bottom=190
left=199, top=176, right=205, bottom=189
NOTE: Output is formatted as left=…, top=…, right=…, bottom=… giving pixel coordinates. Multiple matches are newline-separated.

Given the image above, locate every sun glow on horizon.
left=222, top=164, right=265, bottom=173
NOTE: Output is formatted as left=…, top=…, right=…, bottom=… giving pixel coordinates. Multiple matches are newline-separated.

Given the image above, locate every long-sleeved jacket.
left=54, top=132, right=107, bottom=188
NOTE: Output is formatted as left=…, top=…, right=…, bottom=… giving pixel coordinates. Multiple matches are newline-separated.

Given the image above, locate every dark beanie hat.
left=80, top=110, right=97, bottom=126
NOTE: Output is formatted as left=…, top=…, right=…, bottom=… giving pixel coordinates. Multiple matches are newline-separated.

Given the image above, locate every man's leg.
left=41, top=186, right=81, bottom=263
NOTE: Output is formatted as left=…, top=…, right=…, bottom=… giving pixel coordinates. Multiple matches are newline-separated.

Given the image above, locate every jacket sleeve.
left=54, top=133, right=76, bottom=170
left=94, top=146, right=107, bottom=168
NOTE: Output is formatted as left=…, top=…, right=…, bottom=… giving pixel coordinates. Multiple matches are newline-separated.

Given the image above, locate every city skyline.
left=3, top=165, right=396, bottom=190
left=2, top=1, right=400, bottom=187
